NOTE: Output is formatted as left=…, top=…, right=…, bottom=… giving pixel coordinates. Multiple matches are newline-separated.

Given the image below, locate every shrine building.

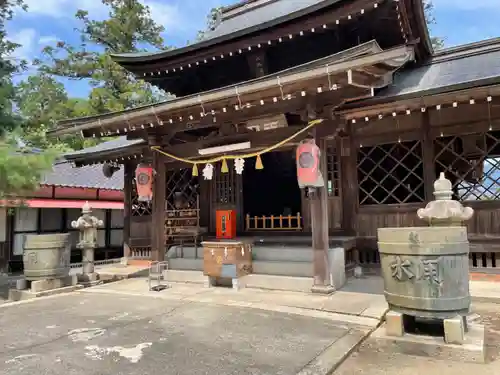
left=50, top=0, right=500, bottom=288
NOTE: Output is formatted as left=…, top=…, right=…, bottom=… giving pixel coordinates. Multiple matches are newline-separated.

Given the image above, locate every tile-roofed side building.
left=42, top=161, right=123, bottom=191
left=63, top=137, right=144, bottom=159
left=368, top=37, right=500, bottom=102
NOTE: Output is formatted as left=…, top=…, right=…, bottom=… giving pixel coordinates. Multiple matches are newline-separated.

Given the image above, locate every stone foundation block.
left=328, top=247, right=346, bottom=289
left=385, top=310, right=404, bottom=337
left=444, top=315, right=465, bottom=345
left=77, top=272, right=99, bottom=283
left=16, top=278, right=27, bottom=290
left=30, top=275, right=77, bottom=293
left=370, top=323, right=486, bottom=363
left=311, top=284, right=336, bottom=295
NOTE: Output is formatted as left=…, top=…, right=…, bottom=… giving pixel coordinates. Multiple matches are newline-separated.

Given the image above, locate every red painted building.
left=0, top=159, right=125, bottom=273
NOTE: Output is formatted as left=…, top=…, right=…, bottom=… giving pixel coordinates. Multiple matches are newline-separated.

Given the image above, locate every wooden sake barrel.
left=22, top=233, right=71, bottom=280
left=377, top=226, right=470, bottom=319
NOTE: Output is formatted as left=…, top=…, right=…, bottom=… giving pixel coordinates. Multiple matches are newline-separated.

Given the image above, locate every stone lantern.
left=71, top=201, right=103, bottom=285
left=417, top=172, right=474, bottom=226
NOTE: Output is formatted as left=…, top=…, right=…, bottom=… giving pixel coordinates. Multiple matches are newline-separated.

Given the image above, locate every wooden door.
left=327, top=140, right=342, bottom=230
left=210, top=164, right=243, bottom=233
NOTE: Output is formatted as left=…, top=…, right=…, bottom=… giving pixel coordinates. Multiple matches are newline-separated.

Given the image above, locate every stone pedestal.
left=310, top=247, right=346, bottom=295
left=8, top=275, right=81, bottom=301
left=373, top=310, right=485, bottom=363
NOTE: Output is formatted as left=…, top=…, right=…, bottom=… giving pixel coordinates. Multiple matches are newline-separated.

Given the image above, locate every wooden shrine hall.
left=52, top=0, right=500, bottom=289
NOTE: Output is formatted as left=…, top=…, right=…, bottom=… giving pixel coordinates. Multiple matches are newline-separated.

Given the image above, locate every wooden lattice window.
left=327, top=143, right=340, bottom=197
left=357, top=141, right=424, bottom=205
left=131, top=178, right=152, bottom=216
left=213, top=167, right=236, bottom=205
left=165, top=168, right=200, bottom=210
left=434, top=131, right=500, bottom=201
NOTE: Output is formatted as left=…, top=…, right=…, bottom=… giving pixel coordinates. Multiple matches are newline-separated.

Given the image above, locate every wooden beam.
left=310, top=123, right=334, bottom=293
left=339, top=85, right=500, bottom=120
left=157, top=125, right=311, bottom=162
left=421, top=111, right=435, bottom=201
left=150, top=136, right=166, bottom=262
left=247, top=50, right=268, bottom=78
left=56, top=43, right=412, bottom=137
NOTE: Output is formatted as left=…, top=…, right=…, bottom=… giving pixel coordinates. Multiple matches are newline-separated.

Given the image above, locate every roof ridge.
left=221, top=0, right=278, bottom=21
left=423, top=37, right=500, bottom=67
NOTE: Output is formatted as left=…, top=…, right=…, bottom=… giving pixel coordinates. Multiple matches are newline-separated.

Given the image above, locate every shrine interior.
left=243, top=150, right=302, bottom=219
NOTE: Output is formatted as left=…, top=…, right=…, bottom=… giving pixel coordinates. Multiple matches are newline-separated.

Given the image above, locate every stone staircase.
left=165, top=236, right=355, bottom=291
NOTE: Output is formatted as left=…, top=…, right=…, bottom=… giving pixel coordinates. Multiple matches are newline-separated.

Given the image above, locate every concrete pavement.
left=0, top=289, right=373, bottom=375
left=335, top=301, right=500, bottom=374
left=80, top=277, right=388, bottom=327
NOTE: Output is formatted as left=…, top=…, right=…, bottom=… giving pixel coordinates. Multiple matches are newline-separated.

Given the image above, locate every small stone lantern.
left=71, top=201, right=103, bottom=284
left=417, top=172, right=474, bottom=226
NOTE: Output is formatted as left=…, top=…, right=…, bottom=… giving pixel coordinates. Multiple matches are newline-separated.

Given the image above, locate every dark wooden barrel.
left=22, top=233, right=71, bottom=280
left=377, top=226, right=470, bottom=319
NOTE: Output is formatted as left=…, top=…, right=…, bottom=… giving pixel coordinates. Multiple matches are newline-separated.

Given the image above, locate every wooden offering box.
left=202, top=240, right=253, bottom=279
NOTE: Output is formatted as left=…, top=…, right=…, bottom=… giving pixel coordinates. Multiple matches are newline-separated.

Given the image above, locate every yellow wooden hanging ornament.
left=192, top=163, right=199, bottom=176
left=255, top=154, right=264, bottom=170
left=221, top=158, right=229, bottom=173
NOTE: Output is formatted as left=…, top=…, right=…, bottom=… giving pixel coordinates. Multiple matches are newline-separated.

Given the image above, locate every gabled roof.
left=111, top=0, right=340, bottom=63
left=42, top=161, right=123, bottom=191
left=360, top=37, right=500, bottom=104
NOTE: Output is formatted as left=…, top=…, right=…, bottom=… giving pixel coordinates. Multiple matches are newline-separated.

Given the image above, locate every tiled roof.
left=41, top=161, right=123, bottom=191
left=374, top=38, right=500, bottom=100
left=63, top=137, right=144, bottom=159
left=110, top=0, right=336, bottom=62
left=204, top=0, right=331, bottom=41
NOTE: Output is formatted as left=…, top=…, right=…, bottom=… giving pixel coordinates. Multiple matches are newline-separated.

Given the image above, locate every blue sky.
left=6, top=0, right=500, bottom=97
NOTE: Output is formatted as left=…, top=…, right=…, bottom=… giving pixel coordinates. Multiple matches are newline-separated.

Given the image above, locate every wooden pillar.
left=150, top=139, right=166, bottom=262
left=123, top=162, right=133, bottom=259
left=421, top=111, right=435, bottom=201
left=310, top=132, right=334, bottom=293
left=340, top=123, right=358, bottom=235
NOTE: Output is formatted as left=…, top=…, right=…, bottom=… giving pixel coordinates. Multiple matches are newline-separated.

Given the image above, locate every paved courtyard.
left=335, top=302, right=500, bottom=375
left=0, top=290, right=369, bottom=375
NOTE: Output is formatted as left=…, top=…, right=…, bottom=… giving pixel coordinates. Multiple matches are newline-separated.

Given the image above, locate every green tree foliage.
left=16, top=74, right=99, bottom=150
left=0, top=0, right=57, bottom=199
left=34, top=0, right=168, bottom=115
left=424, top=1, right=444, bottom=50
left=196, top=7, right=223, bottom=42
left=0, top=0, right=26, bottom=135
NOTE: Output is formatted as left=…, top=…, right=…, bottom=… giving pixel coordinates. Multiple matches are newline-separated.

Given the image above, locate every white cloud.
left=8, top=28, right=37, bottom=61
left=143, top=1, right=185, bottom=32
left=21, top=0, right=187, bottom=31
left=38, top=35, right=59, bottom=45
left=22, top=0, right=106, bottom=19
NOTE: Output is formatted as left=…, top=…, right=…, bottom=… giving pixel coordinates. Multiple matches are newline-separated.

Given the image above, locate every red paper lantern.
left=296, top=139, right=325, bottom=188
left=135, top=164, right=153, bottom=202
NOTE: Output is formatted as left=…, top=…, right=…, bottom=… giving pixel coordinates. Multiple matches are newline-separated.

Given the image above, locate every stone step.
left=252, top=246, right=313, bottom=262
left=252, top=260, right=313, bottom=277
left=163, top=269, right=206, bottom=284
left=241, top=274, right=313, bottom=293
left=169, top=258, right=203, bottom=271
left=167, top=245, right=314, bottom=263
